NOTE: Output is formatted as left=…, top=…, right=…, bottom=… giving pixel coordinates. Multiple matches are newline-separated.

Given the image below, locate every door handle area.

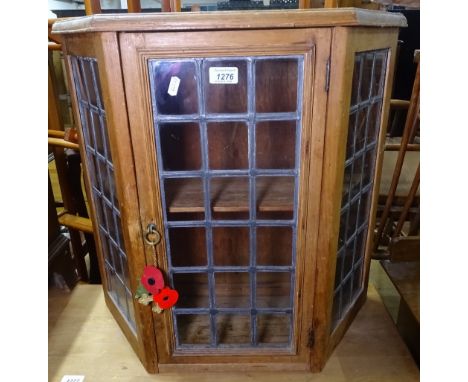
left=144, top=223, right=162, bottom=246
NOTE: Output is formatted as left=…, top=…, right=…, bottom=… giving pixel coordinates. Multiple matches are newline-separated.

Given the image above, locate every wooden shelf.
left=166, top=177, right=294, bottom=215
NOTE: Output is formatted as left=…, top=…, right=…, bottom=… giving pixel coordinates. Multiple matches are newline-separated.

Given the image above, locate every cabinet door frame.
left=62, top=32, right=159, bottom=373
left=310, top=27, right=399, bottom=371
left=120, top=28, right=331, bottom=371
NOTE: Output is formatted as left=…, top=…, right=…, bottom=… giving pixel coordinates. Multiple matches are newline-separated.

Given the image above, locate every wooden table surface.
left=49, top=284, right=419, bottom=382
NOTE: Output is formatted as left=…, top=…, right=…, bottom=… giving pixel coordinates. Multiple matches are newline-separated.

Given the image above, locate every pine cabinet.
left=53, top=8, right=406, bottom=373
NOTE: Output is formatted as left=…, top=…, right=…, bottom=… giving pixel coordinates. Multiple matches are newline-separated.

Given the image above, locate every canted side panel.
left=330, top=49, right=388, bottom=332
left=148, top=56, right=304, bottom=351
left=70, top=56, right=137, bottom=334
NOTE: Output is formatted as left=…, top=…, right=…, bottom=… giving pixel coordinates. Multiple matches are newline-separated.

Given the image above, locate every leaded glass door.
left=148, top=56, right=303, bottom=350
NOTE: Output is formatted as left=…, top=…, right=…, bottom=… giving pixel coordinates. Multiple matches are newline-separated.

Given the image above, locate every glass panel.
left=97, top=159, right=111, bottom=202
left=341, top=276, right=353, bottom=314
left=169, top=227, right=207, bottom=267
left=82, top=111, right=95, bottom=150
left=346, top=198, right=359, bottom=240
left=71, top=56, right=135, bottom=333
left=121, top=251, right=131, bottom=288
left=256, top=120, right=296, bottom=169
left=108, top=167, right=117, bottom=205
left=367, top=102, right=381, bottom=145
left=362, top=149, right=375, bottom=187
left=217, top=314, right=250, bottom=344
left=111, top=241, right=124, bottom=283
left=164, top=178, right=205, bottom=221
left=257, top=314, right=290, bottom=345
left=331, top=49, right=389, bottom=332
left=215, top=272, right=250, bottom=308
left=208, top=122, right=248, bottom=170
left=115, top=214, right=124, bottom=247
left=173, top=273, right=209, bottom=308
left=352, top=261, right=364, bottom=296
left=256, top=176, right=294, bottom=220
left=331, top=290, right=341, bottom=329
left=342, top=164, right=352, bottom=206
left=371, top=53, right=386, bottom=97
left=354, top=229, right=367, bottom=264
left=334, top=248, right=344, bottom=290
left=149, top=55, right=303, bottom=350
left=153, top=60, right=198, bottom=115
left=350, top=154, right=364, bottom=198
left=350, top=55, right=361, bottom=107
left=346, top=112, right=357, bottom=160
left=79, top=58, right=97, bottom=105
left=355, top=108, right=368, bottom=153
left=101, top=117, right=112, bottom=163
left=94, top=196, right=106, bottom=229
left=204, top=59, right=247, bottom=114
left=256, top=272, right=291, bottom=309
left=359, top=53, right=374, bottom=103
left=256, top=226, right=292, bottom=266
left=127, top=291, right=137, bottom=331
left=213, top=227, right=249, bottom=266
left=211, top=177, right=249, bottom=220
left=99, top=230, right=112, bottom=264
left=343, top=240, right=355, bottom=280
left=256, top=59, right=298, bottom=113
left=159, top=123, right=202, bottom=171
left=104, top=204, right=118, bottom=243
left=358, top=189, right=371, bottom=228
left=177, top=314, right=211, bottom=345
left=92, top=111, right=105, bottom=155
left=338, top=210, right=347, bottom=249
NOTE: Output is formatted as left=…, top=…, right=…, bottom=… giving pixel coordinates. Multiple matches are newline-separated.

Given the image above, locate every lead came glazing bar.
left=248, top=58, right=257, bottom=346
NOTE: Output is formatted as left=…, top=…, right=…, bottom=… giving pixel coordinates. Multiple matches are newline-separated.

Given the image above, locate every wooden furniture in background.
left=374, top=50, right=420, bottom=256
left=373, top=50, right=419, bottom=364
left=53, top=8, right=406, bottom=373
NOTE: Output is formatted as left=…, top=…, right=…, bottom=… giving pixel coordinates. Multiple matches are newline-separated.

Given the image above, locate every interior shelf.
left=165, top=176, right=294, bottom=214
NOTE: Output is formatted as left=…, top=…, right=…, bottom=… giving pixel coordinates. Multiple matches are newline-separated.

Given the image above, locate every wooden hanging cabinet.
left=53, top=8, right=406, bottom=373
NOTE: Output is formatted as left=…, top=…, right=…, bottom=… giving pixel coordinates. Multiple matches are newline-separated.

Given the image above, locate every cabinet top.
left=52, top=8, right=406, bottom=34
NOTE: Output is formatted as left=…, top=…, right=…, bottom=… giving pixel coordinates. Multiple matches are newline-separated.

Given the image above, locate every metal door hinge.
left=307, top=328, right=315, bottom=348
left=325, top=57, right=331, bottom=93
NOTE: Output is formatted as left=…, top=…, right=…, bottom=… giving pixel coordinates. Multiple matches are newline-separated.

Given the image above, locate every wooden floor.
left=49, top=284, right=419, bottom=381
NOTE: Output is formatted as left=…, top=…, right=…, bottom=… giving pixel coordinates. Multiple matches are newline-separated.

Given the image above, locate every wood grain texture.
left=58, top=213, right=93, bottom=233
left=84, top=0, right=102, bottom=15
left=49, top=284, right=419, bottom=379
left=127, top=0, right=142, bottom=13
left=165, top=177, right=294, bottom=214
left=52, top=8, right=407, bottom=35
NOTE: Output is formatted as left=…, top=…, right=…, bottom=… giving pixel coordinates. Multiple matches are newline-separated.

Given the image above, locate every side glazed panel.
left=331, top=49, right=389, bottom=331
left=70, top=56, right=137, bottom=333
